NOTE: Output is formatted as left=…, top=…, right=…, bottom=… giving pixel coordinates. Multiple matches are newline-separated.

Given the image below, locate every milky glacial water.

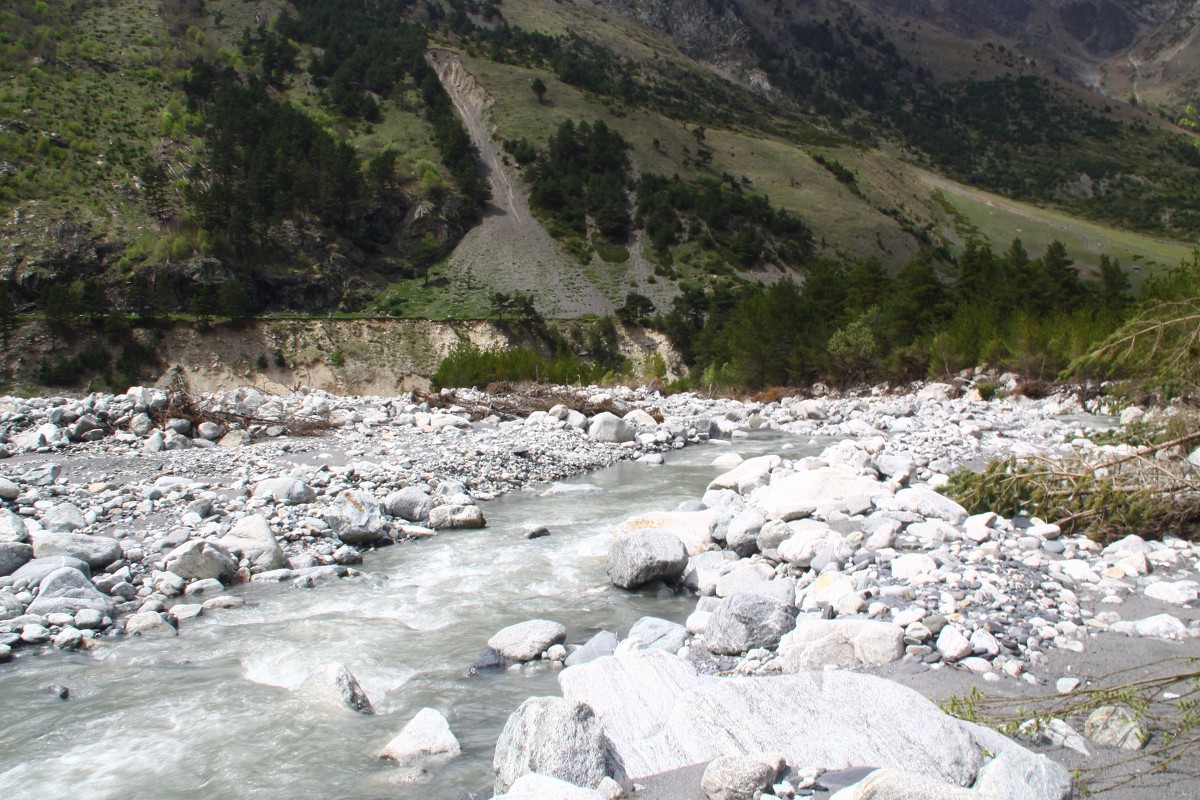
left=0, top=434, right=818, bottom=800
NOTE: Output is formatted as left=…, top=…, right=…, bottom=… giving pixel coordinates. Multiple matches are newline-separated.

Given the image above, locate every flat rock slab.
left=488, top=619, right=567, bottom=662
left=558, top=649, right=982, bottom=785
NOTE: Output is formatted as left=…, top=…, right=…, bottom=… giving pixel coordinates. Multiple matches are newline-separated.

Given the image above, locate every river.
left=0, top=433, right=819, bottom=800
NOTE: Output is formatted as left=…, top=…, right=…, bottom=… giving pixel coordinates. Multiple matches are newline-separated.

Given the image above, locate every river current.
left=0, top=434, right=818, bottom=800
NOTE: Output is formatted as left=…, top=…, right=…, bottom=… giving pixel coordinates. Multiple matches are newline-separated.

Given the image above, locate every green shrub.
left=431, top=342, right=612, bottom=389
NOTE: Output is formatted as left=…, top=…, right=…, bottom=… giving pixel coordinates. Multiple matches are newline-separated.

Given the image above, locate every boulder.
left=0, top=509, right=29, bottom=542
left=0, top=477, right=20, bottom=501
left=558, top=649, right=983, bottom=785
left=428, top=504, right=485, bottom=530
left=488, top=619, right=567, bottom=662
left=753, top=468, right=894, bottom=521
left=888, top=487, right=968, bottom=526
left=891, top=553, right=938, bottom=582
left=620, top=617, right=688, bottom=654
left=612, top=510, right=724, bottom=557
left=41, top=503, right=87, bottom=533
left=725, top=508, right=765, bottom=557
left=970, top=745, right=1072, bottom=799
left=0, top=541, right=33, bottom=577
left=779, top=620, right=905, bottom=670
left=327, top=489, right=386, bottom=544
left=493, top=696, right=609, bottom=793
left=26, top=567, right=114, bottom=617
left=708, top=455, right=782, bottom=496
left=384, top=487, right=434, bottom=523
left=565, top=631, right=620, bottom=667
left=704, top=594, right=797, bottom=655
left=252, top=477, right=317, bottom=505
left=607, top=529, right=689, bottom=589
left=623, top=409, right=659, bottom=430
left=588, top=412, right=635, bottom=443
left=380, top=707, right=461, bottom=764
left=124, top=611, right=177, bottom=637
left=31, top=531, right=122, bottom=570
left=298, top=663, right=374, bottom=714
left=494, top=773, right=605, bottom=800
left=219, top=515, right=287, bottom=572
left=1084, top=706, right=1147, bottom=750
left=11, top=556, right=90, bottom=586
left=701, top=756, right=777, bottom=800
left=164, top=540, right=238, bottom=582
left=831, top=768, right=976, bottom=799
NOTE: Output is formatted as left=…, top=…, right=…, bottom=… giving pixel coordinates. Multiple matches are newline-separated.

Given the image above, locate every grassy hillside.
left=0, top=0, right=1196, bottom=328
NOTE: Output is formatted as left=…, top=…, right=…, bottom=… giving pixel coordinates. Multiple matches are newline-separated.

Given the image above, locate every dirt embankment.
left=7, top=317, right=684, bottom=396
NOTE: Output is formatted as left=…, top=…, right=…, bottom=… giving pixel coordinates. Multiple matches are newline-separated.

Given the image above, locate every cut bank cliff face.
left=5, top=318, right=683, bottom=396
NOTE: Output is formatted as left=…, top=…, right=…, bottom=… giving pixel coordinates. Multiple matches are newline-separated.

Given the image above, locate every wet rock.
left=488, top=619, right=567, bottom=662
left=380, top=707, right=461, bottom=765
left=468, top=646, right=508, bottom=675
left=428, top=504, right=485, bottom=530
left=298, top=663, right=374, bottom=714
left=608, top=529, right=688, bottom=590
left=493, top=696, right=609, bottom=793
left=125, top=611, right=177, bottom=637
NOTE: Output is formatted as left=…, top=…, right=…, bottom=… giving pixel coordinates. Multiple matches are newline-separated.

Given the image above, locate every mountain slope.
left=0, top=0, right=1197, bottom=327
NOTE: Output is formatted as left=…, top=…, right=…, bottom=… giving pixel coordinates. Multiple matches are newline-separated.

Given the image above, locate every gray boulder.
left=565, top=630, right=619, bottom=668
left=164, top=540, right=238, bottom=582
left=219, top=515, right=287, bottom=572
left=488, top=619, right=567, bottom=662
left=0, top=541, right=33, bottom=577
left=970, top=745, right=1072, bottom=799
left=725, top=508, right=765, bottom=557
left=428, top=504, right=485, bottom=530
left=832, top=768, right=976, bottom=798
left=0, top=509, right=28, bottom=542
left=493, top=696, right=609, bottom=793
left=701, top=756, right=776, bottom=800
left=588, top=412, right=635, bottom=443
left=125, top=611, right=177, bottom=637
left=380, top=707, right=461, bottom=765
left=558, top=649, right=982, bottom=785
left=26, top=567, right=115, bottom=616
left=384, top=487, right=434, bottom=523
left=252, top=477, right=316, bottom=505
left=779, top=619, right=905, bottom=671
left=704, top=594, right=797, bottom=655
left=0, top=593, right=24, bottom=620
left=298, top=663, right=374, bottom=714
left=607, top=530, right=688, bottom=589
left=31, top=531, right=121, bottom=570
left=327, top=489, right=386, bottom=544
left=621, top=616, right=688, bottom=654
left=494, top=773, right=606, bottom=800
left=0, top=477, right=20, bottom=501
left=12, top=556, right=90, bottom=586
left=41, top=503, right=87, bottom=532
